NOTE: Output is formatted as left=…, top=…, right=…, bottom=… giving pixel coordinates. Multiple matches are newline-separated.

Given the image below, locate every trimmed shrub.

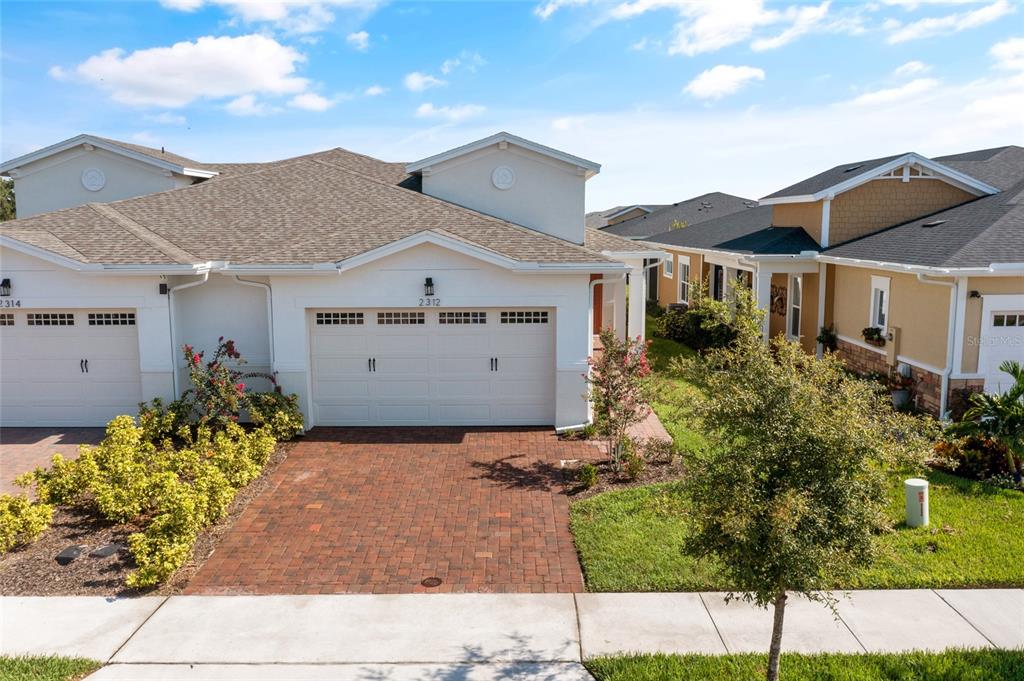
left=931, top=436, right=1010, bottom=481
left=577, top=463, right=599, bottom=489
left=0, top=494, right=53, bottom=553
left=655, top=298, right=737, bottom=352
left=247, top=391, right=304, bottom=441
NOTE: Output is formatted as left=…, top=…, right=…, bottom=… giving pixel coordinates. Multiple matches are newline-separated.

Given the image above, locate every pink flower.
left=192, top=353, right=201, bottom=365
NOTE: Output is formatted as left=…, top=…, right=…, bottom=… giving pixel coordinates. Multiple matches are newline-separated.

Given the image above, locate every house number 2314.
left=418, top=298, right=441, bottom=307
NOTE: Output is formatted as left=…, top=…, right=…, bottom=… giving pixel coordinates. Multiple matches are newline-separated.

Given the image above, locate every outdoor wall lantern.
left=424, top=277, right=435, bottom=296
left=0, top=278, right=10, bottom=297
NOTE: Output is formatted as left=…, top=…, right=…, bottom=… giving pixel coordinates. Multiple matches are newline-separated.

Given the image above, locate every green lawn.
left=0, top=656, right=100, bottom=681
left=644, top=318, right=708, bottom=455
left=573, top=322, right=1024, bottom=591
left=586, top=650, right=1024, bottom=681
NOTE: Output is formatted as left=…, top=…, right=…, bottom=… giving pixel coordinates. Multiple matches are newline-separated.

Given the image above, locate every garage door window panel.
left=27, top=313, right=75, bottom=326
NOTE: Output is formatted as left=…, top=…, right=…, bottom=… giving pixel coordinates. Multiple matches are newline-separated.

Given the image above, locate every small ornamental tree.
left=675, top=289, right=934, bottom=681
left=181, top=337, right=279, bottom=430
left=586, top=328, right=652, bottom=467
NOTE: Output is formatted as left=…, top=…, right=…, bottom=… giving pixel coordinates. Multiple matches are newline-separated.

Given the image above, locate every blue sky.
left=2, top=0, right=1022, bottom=209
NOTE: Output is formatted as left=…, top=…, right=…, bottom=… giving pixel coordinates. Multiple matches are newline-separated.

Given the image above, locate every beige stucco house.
left=646, top=145, right=1024, bottom=417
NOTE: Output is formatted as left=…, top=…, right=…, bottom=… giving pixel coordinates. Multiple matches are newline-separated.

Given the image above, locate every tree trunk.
left=766, top=591, right=787, bottom=681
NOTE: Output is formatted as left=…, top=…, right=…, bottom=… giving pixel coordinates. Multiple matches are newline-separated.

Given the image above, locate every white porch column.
left=611, top=276, right=627, bottom=341
left=755, top=267, right=772, bottom=342
left=626, top=258, right=647, bottom=342
left=723, top=266, right=734, bottom=300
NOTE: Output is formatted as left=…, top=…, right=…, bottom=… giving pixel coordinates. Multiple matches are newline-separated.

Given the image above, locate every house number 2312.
left=418, top=298, right=441, bottom=307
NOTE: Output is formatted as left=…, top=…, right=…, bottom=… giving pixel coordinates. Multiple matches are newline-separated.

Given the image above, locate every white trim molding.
left=406, top=131, right=601, bottom=178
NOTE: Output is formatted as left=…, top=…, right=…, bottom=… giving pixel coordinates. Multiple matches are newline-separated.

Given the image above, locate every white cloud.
left=47, top=65, right=69, bottom=81
left=52, top=35, right=309, bottom=108
left=289, top=92, right=334, bottom=111
left=886, top=0, right=1014, bottom=43
left=225, top=94, right=268, bottom=116
left=415, top=102, right=486, bottom=122
left=552, top=116, right=586, bottom=131
left=630, top=37, right=649, bottom=51
left=404, top=71, right=446, bottom=92
left=892, top=60, right=931, bottom=77
left=130, top=131, right=162, bottom=146
left=346, top=30, right=369, bottom=51
left=364, top=84, right=388, bottom=96
left=751, top=1, right=831, bottom=51
left=534, top=0, right=590, bottom=20
left=991, top=36, right=1024, bottom=71
left=440, top=50, right=486, bottom=76
left=846, top=77, right=940, bottom=106
left=159, top=0, right=379, bottom=34
left=684, top=65, right=765, bottom=100
left=144, top=112, right=188, bottom=125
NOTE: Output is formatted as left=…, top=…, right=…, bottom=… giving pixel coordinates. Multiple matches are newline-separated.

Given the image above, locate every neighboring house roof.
left=585, top=204, right=667, bottom=229
left=760, top=151, right=1001, bottom=203
left=823, top=177, right=1024, bottom=268
left=644, top=205, right=816, bottom=255
left=0, top=153, right=618, bottom=267
left=602, top=192, right=759, bottom=239
left=0, top=134, right=217, bottom=179
left=933, top=145, right=1024, bottom=192
left=584, top=227, right=664, bottom=255
left=406, top=131, right=601, bottom=178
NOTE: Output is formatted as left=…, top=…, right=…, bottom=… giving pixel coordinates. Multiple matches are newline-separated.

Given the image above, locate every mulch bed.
left=563, top=452, right=686, bottom=502
left=0, top=441, right=296, bottom=596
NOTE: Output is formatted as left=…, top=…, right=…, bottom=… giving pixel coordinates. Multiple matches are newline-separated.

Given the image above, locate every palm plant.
left=947, top=361, right=1024, bottom=484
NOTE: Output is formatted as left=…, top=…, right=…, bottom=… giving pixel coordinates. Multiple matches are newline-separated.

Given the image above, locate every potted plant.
left=862, top=326, right=886, bottom=347
left=886, top=370, right=914, bottom=409
left=816, top=325, right=838, bottom=352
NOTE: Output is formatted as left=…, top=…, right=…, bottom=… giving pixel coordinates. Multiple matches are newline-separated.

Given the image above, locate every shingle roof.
left=584, top=227, right=662, bottom=253
left=0, top=154, right=615, bottom=266
left=934, top=146, right=1024, bottom=192
left=761, top=154, right=906, bottom=201
left=823, top=179, right=1024, bottom=268
left=601, top=192, right=758, bottom=238
left=585, top=204, right=665, bottom=229
left=644, top=205, right=817, bottom=255
left=92, top=137, right=209, bottom=172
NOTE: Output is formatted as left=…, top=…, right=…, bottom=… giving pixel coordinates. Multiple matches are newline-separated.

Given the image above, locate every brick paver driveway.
left=0, top=428, right=104, bottom=495
left=187, top=427, right=602, bottom=595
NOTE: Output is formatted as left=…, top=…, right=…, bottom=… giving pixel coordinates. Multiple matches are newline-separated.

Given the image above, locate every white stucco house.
left=0, top=132, right=663, bottom=429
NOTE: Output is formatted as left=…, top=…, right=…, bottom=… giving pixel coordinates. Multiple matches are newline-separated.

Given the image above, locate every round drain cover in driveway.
left=420, top=577, right=443, bottom=588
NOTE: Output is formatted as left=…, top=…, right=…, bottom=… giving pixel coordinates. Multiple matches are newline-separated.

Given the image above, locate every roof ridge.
left=88, top=203, right=200, bottom=264
left=307, top=157, right=612, bottom=261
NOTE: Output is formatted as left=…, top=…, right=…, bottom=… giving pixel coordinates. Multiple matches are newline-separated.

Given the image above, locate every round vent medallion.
left=491, top=165, right=516, bottom=190
left=81, top=168, right=106, bottom=192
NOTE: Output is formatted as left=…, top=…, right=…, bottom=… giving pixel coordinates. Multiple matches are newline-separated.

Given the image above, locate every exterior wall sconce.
left=0, top=278, right=10, bottom=297
left=424, top=277, right=435, bottom=296
left=969, top=290, right=981, bottom=299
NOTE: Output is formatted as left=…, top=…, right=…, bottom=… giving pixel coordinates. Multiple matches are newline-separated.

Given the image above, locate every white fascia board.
left=815, top=254, right=1024, bottom=276
left=335, top=230, right=523, bottom=273
left=759, top=153, right=999, bottom=205
left=601, top=249, right=668, bottom=261
left=406, top=131, right=601, bottom=178
left=0, top=134, right=217, bottom=179
left=0, top=235, right=102, bottom=271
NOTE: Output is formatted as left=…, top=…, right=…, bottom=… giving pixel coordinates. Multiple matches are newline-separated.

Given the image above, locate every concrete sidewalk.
left=2, top=590, right=1021, bottom=679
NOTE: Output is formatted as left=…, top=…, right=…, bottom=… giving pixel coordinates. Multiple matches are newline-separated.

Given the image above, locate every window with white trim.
left=788, top=275, right=802, bottom=339
left=377, top=311, right=425, bottom=325
left=88, top=312, right=136, bottom=326
left=663, top=256, right=674, bottom=278
left=678, top=256, right=691, bottom=302
left=500, top=310, right=548, bottom=324
left=439, top=311, right=487, bottom=324
left=27, top=313, right=74, bottom=326
left=0, top=313, right=13, bottom=326
left=869, top=276, right=890, bottom=333
left=316, top=312, right=363, bottom=325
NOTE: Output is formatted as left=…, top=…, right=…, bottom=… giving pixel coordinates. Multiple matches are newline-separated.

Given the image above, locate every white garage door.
left=982, top=309, right=1024, bottom=394
left=311, top=308, right=555, bottom=426
left=0, top=310, right=143, bottom=426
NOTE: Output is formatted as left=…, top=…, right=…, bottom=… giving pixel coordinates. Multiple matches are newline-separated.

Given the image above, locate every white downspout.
left=917, top=273, right=957, bottom=419
left=167, top=271, right=210, bottom=397
left=233, top=275, right=275, bottom=372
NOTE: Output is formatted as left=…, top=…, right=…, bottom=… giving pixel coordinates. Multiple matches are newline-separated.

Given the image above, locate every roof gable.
left=406, top=132, right=601, bottom=178
left=0, top=134, right=216, bottom=179
left=761, top=153, right=1000, bottom=204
